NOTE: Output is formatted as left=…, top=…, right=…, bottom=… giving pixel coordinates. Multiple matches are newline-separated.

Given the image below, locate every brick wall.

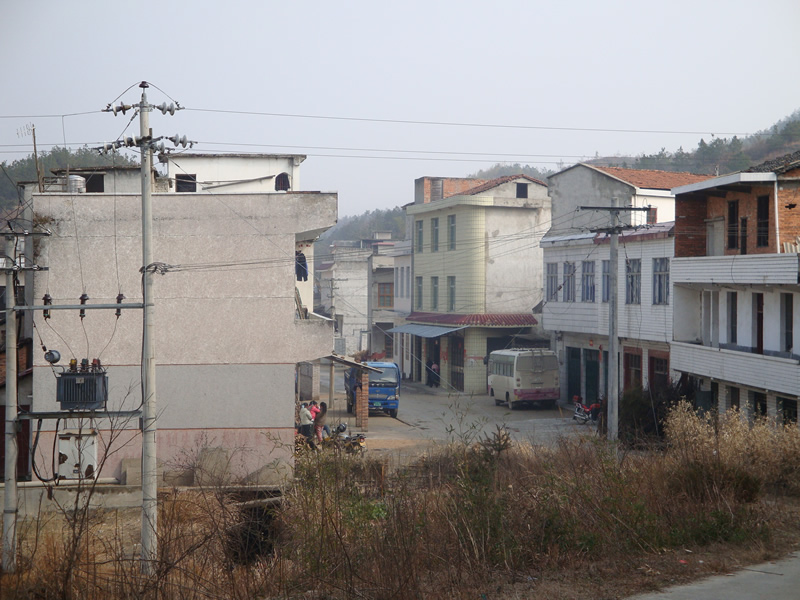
left=674, top=195, right=707, bottom=257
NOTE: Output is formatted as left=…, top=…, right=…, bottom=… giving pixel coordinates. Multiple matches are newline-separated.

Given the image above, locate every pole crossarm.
left=578, top=205, right=652, bottom=212
left=14, top=303, right=144, bottom=312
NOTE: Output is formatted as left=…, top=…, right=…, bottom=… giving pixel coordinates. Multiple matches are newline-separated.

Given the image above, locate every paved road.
left=318, top=363, right=587, bottom=454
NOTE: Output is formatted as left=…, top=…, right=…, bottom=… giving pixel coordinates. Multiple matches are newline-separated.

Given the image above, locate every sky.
left=2, top=0, right=799, bottom=216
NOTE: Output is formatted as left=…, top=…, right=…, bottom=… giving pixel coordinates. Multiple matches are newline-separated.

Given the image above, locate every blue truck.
left=344, top=361, right=401, bottom=418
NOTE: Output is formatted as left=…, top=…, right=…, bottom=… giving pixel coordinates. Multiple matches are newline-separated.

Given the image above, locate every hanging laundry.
left=295, top=251, right=308, bottom=281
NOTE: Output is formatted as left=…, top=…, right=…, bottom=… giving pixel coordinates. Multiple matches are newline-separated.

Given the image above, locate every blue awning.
left=387, top=323, right=468, bottom=338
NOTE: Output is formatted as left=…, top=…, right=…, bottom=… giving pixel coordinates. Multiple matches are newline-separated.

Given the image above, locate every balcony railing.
left=672, top=254, right=800, bottom=286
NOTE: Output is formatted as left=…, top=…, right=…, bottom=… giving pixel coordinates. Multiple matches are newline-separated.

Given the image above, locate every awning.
left=387, top=323, right=468, bottom=338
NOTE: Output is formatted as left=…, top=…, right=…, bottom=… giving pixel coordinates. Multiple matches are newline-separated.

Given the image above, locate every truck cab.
left=344, top=362, right=401, bottom=418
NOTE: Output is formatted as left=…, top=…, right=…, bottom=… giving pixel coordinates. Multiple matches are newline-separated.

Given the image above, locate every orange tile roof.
left=446, top=174, right=547, bottom=198
left=590, top=166, right=713, bottom=190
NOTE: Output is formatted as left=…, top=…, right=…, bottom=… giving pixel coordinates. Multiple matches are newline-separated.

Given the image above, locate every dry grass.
left=3, top=403, right=800, bottom=599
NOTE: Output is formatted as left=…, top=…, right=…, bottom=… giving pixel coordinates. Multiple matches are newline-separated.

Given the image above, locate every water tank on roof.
left=67, top=175, right=86, bottom=194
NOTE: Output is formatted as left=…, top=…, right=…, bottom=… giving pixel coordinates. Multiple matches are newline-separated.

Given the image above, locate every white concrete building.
left=390, top=240, right=413, bottom=378
left=24, top=156, right=336, bottom=485
left=542, top=224, right=676, bottom=403
left=670, top=151, right=800, bottom=424
left=394, top=175, right=550, bottom=393
left=542, top=164, right=712, bottom=403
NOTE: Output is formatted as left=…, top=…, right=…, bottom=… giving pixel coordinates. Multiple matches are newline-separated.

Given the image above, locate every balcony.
left=671, top=341, right=800, bottom=397
left=672, top=254, right=800, bottom=286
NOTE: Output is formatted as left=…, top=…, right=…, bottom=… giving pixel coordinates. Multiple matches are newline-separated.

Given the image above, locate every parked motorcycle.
left=573, top=395, right=603, bottom=424
left=342, top=430, right=367, bottom=454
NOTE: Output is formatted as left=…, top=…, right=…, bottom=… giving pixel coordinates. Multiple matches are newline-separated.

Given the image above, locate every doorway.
left=567, top=347, right=581, bottom=401
left=584, top=349, right=600, bottom=403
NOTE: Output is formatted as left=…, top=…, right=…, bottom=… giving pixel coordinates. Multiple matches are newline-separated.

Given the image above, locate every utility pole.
left=3, top=236, right=18, bottom=574
left=138, top=82, right=158, bottom=575
left=579, top=198, right=650, bottom=441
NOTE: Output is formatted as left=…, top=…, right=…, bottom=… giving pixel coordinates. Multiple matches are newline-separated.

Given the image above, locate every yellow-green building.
left=393, top=175, right=551, bottom=393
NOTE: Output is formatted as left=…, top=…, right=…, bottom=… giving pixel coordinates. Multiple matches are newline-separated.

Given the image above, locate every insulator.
left=69, top=358, right=78, bottom=372
left=115, top=293, right=125, bottom=317
left=79, top=293, right=88, bottom=319
left=80, top=358, right=89, bottom=372
left=157, top=102, right=176, bottom=116
left=42, top=293, right=52, bottom=319
left=111, top=104, right=131, bottom=116
left=152, top=141, right=166, bottom=153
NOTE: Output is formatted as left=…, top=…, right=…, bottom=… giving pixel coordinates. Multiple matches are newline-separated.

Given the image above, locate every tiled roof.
left=446, top=174, right=547, bottom=198
left=745, top=150, right=800, bottom=174
left=590, top=165, right=712, bottom=190
left=407, top=312, right=538, bottom=327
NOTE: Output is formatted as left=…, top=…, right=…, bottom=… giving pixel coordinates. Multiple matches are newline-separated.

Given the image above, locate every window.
left=415, top=277, right=422, bottom=310
left=448, top=215, right=456, bottom=250
left=448, top=276, right=456, bottom=311
left=378, top=283, right=393, bottom=308
left=394, top=268, right=399, bottom=298
left=625, top=258, right=641, bottom=305
left=727, top=200, right=739, bottom=249
left=431, top=277, right=439, bottom=310
left=416, top=221, right=424, bottom=253
left=398, top=267, right=404, bottom=298
left=646, top=206, right=657, bottom=224
left=275, top=172, right=290, bottom=191
left=84, top=173, right=105, bottom=193
left=652, top=258, right=670, bottom=305
left=649, top=356, right=669, bottom=390
left=562, top=262, right=575, bottom=302
left=782, top=293, right=794, bottom=354
left=757, top=195, right=769, bottom=248
left=516, top=183, right=528, bottom=198
left=546, top=263, right=559, bottom=301
left=752, top=392, right=767, bottom=417
left=729, top=386, right=740, bottom=410
left=431, top=218, right=439, bottom=252
left=175, top=174, right=197, bottom=192
left=406, top=268, right=411, bottom=298
left=780, top=397, right=798, bottom=424
left=384, top=333, right=394, bottom=359
left=727, top=291, right=738, bottom=345
left=624, top=352, right=642, bottom=390
left=602, top=260, right=610, bottom=302
left=581, top=261, right=595, bottom=302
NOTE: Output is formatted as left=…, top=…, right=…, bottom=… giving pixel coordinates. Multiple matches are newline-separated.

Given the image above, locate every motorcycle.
left=342, top=430, right=367, bottom=454
left=573, top=395, right=603, bottom=424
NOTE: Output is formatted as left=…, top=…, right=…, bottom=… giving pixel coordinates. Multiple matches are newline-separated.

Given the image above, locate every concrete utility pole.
left=3, top=236, right=18, bottom=574
left=579, top=198, right=650, bottom=441
left=138, top=82, right=158, bottom=575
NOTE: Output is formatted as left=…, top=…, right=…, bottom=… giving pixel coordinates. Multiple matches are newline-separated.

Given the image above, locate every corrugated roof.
left=745, top=150, right=800, bottom=175
left=589, top=165, right=712, bottom=190
left=387, top=323, right=469, bottom=338
left=408, top=312, right=537, bottom=327
left=446, top=174, right=547, bottom=198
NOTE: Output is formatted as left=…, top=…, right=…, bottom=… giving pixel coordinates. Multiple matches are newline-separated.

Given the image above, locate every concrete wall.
left=30, top=189, right=336, bottom=483
left=329, top=247, right=371, bottom=355
left=166, top=154, right=304, bottom=193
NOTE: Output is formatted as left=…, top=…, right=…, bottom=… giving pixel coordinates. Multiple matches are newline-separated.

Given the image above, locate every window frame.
left=516, top=183, right=529, bottom=198
left=728, top=291, right=738, bottom=345
left=415, top=276, right=423, bottom=310
left=757, top=195, right=770, bottom=248
left=415, top=220, right=424, bottom=253
left=602, top=260, right=610, bottom=303
left=546, top=263, right=559, bottom=301
left=581, top=260, right=595, bottom=303
left=175, top=173, right=197, bottom=192
left=562, top=261, right=576, bottom=302
left=431, top=276, right=439, bottom=310
left=447, top=214, right=456, bottom=250
left=625, top=258, right=641, bottom=305
left=431, top=217, right=439, bottom=252
left=447, top=275, right=456, bottom=312
left=378, top=282, right=394, bottom=308
left=727, top=200, right=739, bottom=249
left=652, top=257, right=670, bottom=305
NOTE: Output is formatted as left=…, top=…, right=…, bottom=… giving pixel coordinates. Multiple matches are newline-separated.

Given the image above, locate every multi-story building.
left=542, top=164, right=712, bottom=403
left=670, top=151, right=800, bottom=423
left=393, top=175, right=550, bottom=393
left=16, top=154, right=336, bottom=485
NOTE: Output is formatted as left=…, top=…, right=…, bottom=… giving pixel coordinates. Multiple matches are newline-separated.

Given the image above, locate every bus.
left=488, top=349, right=560, bottom=409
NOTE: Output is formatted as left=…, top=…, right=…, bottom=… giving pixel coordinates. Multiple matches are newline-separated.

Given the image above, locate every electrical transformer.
left=56, top=359, right=108, bottom=410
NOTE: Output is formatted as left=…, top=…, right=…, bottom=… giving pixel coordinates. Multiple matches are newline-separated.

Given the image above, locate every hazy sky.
left=2, top=0, right=799, bottom=216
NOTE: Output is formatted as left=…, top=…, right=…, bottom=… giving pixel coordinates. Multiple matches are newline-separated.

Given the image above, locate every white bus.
left=488, top=348, right=560, bottom=409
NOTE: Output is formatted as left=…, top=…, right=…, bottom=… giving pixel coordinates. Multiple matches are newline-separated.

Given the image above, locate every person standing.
left=314, top=401, right=328, bottom=444
left=432, top=361, right=440, bottom=388
left=298, top=403, right=315, bottom=448
left=425, top=358, right=433, bottom=387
